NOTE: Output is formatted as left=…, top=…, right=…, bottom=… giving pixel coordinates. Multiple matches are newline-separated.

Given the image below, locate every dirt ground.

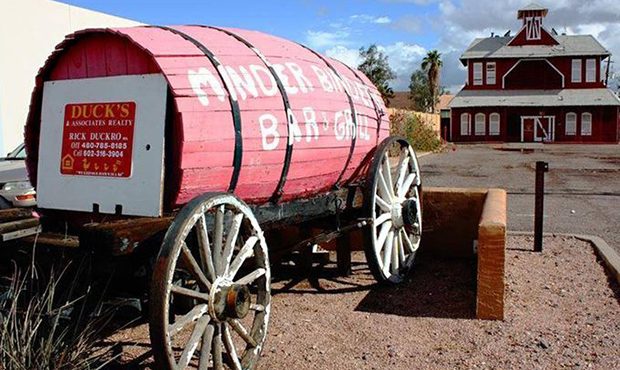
left=418, top=144, right=620, bottom=253
left=112, top=235, right=620, bottom=369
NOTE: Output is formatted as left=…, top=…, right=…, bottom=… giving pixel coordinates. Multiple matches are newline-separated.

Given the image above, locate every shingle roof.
left=460, top=34, right=610, bottom=62
left=449, top=89, right=620, bottom=108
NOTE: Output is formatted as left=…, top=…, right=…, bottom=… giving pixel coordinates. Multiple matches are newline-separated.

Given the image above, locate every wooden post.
left=336, top=233, right=352, bottom=276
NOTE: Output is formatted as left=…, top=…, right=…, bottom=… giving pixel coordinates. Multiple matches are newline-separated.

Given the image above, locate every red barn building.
left=449, top=4, right=620, bottom=143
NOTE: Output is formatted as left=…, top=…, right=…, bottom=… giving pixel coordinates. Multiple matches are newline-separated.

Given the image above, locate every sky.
left=58, top=0, right=620, bottom=94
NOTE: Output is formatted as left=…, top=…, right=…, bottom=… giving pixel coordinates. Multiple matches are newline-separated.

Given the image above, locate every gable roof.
left=460, top=34, right=610, bottom=63
left=449, top=88, right=620, bottom=108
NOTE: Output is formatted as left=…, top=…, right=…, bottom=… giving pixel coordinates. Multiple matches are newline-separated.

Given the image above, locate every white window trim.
left=475, top=113, right=486, bottom=136
left=581, top=112, right=592, bottom=136
left=486, top=62, right=496, bottom=85
left=565, top=112, right=577, bottom=135
left=460, top=113, right=471, bottom=136
left=525, top=16, right=542, bottom=40
left=489, top=113, right=500, bottom=135
left=473, top=63, right=483, bottom=86
left=585, top=59, right=596, bottom=83
left=571, top=59, right=582, bottom=83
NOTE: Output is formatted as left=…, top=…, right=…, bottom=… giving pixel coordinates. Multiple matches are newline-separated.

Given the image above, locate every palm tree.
left=421, top=50, right=443, bottom=113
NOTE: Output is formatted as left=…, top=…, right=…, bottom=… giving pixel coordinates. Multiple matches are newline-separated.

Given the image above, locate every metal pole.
left=534, top=161, right=549, bottom=252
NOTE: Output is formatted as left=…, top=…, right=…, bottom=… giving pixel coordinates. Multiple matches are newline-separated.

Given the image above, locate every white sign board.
left=37, top=74, right=167, bottom=217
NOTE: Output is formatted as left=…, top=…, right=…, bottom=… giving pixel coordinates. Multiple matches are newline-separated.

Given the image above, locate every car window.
left=13, top=146, right=26, bottom=159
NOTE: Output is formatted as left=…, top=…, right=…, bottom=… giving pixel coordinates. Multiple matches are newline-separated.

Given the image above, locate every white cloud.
left=305, top=29, right=351, bottom=49
left=350, top=14, right=392, bottom=24
left=325, top=46, right=363, bottom=68
left=326, top=42, right=427, bottom=90
left=374, top=16, right=392, bottom=24
left=390, top=15, right=422, bottom=33
left=435, top=0, right=620, bottom=89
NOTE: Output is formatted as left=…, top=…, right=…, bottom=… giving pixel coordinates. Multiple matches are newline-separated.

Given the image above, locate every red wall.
left=508, top=26, right=559, bottom=47
left=450, top=106, right=619, bottom=143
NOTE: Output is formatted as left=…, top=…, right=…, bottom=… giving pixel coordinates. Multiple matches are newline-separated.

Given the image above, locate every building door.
left=521, top=116, right=555, bottom=142
left=521, top=117, right=535, bottom=142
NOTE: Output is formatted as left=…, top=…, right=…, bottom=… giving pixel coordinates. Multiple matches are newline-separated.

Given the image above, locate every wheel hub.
left=208, top=277, right=251, bottom=321
left=391, top=202, right=404, bottom=229
left=401, top=199, right=419, bottom=230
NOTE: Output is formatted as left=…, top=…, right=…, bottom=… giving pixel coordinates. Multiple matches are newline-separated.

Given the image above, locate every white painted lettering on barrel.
left=259, top=114, right=280, bottom=150
left=188, top=67, right=226, bottom=107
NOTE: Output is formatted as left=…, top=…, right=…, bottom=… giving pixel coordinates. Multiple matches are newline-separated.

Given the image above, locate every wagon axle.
left=209, top=280, right=252, bottom=322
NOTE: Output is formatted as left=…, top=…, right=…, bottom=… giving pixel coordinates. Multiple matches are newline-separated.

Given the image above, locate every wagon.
left=10, top=25, right=423, bottom=369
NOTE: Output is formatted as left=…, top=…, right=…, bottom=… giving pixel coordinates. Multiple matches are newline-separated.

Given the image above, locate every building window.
left=475, top=113, right=486, bottom=135
left=565, top=112, right=577, bottom=135
left=460, top=113, right=471, bottom=135
left=581, top=112, right=592, bottom=136
left=473, top=63, right=483, bottom=85
left=586, top=59, right=596, bottom=83
left=489, top=113, right=500, bottom=135
left=571, top=59, right=582, bottom=83
left=525, top=16, right=542, bottom=40
left=486, top=62, right=496, bottom=85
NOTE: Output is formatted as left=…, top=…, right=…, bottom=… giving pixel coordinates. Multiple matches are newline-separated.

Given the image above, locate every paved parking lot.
left=418, top=144, right=620, bottom=253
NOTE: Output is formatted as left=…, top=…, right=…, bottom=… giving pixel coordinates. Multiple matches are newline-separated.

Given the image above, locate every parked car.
left=0, top=143, right=36, bottom=209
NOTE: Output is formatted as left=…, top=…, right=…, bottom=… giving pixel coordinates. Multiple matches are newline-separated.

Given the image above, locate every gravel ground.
left=418, top=144, right=620, bottom=253
left=112, top=235, right=619, bottom=369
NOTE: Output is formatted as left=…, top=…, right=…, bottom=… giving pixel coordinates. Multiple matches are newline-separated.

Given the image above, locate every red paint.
left=508, top=26, right=559, bottom=47
left=61, top=102, right=136, bottom=177
left=25, top=26, right=389, bottom=211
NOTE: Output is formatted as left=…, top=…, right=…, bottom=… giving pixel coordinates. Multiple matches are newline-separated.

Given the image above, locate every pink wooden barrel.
left=25, top=26, right=390, bottom=210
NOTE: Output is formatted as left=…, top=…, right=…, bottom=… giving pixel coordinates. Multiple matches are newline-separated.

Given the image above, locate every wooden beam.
left=80, top=217, right=173, bottom=255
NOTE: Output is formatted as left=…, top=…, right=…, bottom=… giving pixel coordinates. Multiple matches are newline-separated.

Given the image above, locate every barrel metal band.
left=156, top=26, right=243, bottom=193
left=297, top=44, right=358, bottom=189
left=343, top=64, right=385, bottom=144
left=201, top=25, right=294, bottom=204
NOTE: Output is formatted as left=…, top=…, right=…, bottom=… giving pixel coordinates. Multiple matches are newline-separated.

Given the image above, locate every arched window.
left=460, top=113, right=471, bottom=135
left=489, top=113, right=500, bottom=135
left=581, top=112, right=592, bottom=136
left=565, top=112, right=577, bottom=135
left=475, top=113, right=486, bottom=135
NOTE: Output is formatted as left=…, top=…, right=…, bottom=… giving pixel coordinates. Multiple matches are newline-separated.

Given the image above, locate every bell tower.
left=517, top=3, right=548, bottom=41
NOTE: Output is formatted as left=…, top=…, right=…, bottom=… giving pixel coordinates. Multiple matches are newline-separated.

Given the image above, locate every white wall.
left=0, top=0, right=140, bottom=154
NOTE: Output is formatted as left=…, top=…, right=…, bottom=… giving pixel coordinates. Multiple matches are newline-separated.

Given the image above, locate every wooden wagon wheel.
left=150, top=192, right=270, bottom=370
left=363, top=136, right=422, bottom=284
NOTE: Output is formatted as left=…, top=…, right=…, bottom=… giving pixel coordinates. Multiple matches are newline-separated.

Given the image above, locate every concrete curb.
left=508, top=231, right=620, bottom=285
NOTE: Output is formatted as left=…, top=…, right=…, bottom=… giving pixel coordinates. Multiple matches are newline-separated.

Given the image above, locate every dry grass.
left=0, top=261, right=117, bottom=370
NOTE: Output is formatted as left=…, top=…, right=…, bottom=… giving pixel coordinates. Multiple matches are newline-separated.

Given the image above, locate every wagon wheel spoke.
left=382, top=230, right=394, bottom=275
left=169, top=303, right=209, bottom=337
left=222, top=324, right=243, bottom=370
left=178, top=316, right=210, bottom=369
left=212, top=323, right=224, bottom=370
left=249, top=303, right=265, bottom=312
left=364, top=138, right=422, bottom=284
left=171, top=285, right=210, bottom=302
left=222, top=213, right=244, bottom=275
left=199, top=324, right=215, bottom=370
left=213, top=205, right=225, bottom=275
left=375, top=195, right=391, bottom=214
left=382, top=153, right=395, bottom=198
left=235, top=268, right=266, bottom=285
left=151, top=193, right=271, bottom=370
left=228, top=236, right=258, bottom=280
left=396, top=156, right=410, bottom=195
left=228, top=319, right=258, bottom=347
left=375, top=221, right=392, bottom=252
left=180, top=242, right=211, bottom=290
left=196, top=214, right=216, bottom=281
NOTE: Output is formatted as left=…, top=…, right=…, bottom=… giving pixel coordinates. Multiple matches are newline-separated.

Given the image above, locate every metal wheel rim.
left=367, top=139, right=422, bottom=283
left=151, top=193, right=270, bottom=370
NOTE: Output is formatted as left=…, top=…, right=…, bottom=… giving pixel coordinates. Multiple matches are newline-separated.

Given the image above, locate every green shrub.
left=390, top=110, right=443, bottom=152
